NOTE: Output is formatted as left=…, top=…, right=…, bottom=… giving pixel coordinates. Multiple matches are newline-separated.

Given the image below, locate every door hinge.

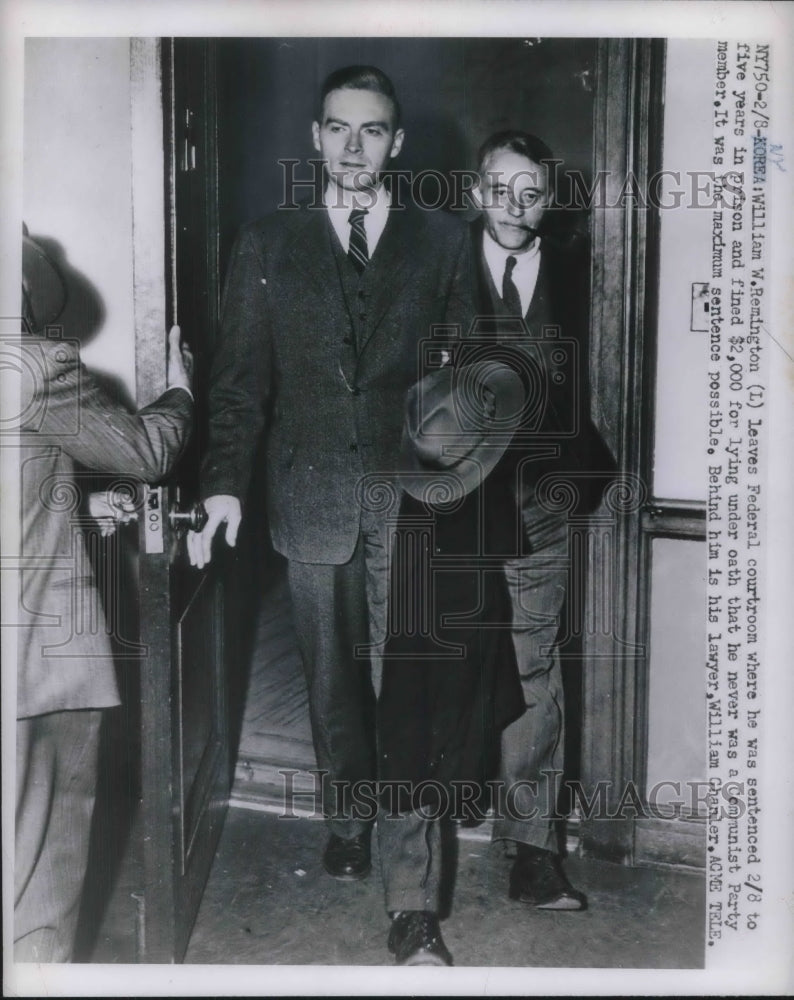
left=131, top=889, right=146, bottom=962
left=180, top=107, right=196, bottom=172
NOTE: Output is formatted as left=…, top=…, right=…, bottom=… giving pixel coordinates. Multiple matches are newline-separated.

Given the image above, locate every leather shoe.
left=508, top=845, right=587, bottom=910
left=387, top=910, right=453, bottom=966
left=322, top=831, right=371, bottom=881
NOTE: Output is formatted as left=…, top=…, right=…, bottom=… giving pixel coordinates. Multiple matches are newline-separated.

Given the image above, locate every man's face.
left=312, top=87, right=404, bottom=193
left=475, top=148, right=551, bottom=251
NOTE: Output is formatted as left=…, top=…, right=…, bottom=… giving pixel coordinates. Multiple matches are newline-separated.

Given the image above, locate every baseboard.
left=231, top=755, right=580, bottom=856
left=633, top=815, right=707, bottom=870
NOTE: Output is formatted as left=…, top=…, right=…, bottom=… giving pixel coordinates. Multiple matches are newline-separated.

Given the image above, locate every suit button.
left=343, top=336, right=353, bottom=345
left=357, top=289, right=366, bottom=299
left=352, top=387, right=361, bottom=396
left=350, top=442, right=358, bottom=453
left=359, top=313, right=366, bottom=322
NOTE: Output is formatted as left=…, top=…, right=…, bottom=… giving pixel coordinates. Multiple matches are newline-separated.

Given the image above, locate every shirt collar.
left=324, top=180, right=391, bottom=220
left=482, top=226, right=541, bottom=272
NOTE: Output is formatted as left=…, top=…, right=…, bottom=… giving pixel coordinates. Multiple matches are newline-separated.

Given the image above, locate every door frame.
left=130, top=36, right=230, bottom=963
left=580, top=38, right=707, bottom=868
left=134, top=36, right=704, bottom=882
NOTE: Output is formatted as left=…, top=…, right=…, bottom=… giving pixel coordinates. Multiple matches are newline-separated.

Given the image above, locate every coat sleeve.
left=200, top=225, right=272, bottom=501
left=21, top=337, right=193, bottom=481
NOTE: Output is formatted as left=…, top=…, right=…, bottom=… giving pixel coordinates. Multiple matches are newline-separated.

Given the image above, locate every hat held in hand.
left=400, top=360, right=525, bottom=503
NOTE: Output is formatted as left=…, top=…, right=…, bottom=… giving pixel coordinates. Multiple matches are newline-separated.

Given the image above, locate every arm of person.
left=188, top=225, right=272, bottom=568
left=23, top=325, right=194, bottom=481
left=83, top=327, right=195, bottom=534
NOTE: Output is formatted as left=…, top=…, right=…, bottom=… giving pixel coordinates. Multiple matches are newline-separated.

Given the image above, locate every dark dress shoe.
left=508, top=845, right=587, bottom=911
left=322, top=831, right=371, bottom=881
left=387, top=910, right=453, bottom=966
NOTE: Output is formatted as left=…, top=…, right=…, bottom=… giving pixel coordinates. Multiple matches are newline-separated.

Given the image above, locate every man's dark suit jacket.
left=202, top=200, right=473, bottom=564
left=470, top=219, right=616, bottom=520
left=16, top=333, right=193, bottom=718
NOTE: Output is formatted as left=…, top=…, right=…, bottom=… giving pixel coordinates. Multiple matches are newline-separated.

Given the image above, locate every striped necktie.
left=502, top=255, right=523, bottom=316
left=348, top=208, right=369, bottom=274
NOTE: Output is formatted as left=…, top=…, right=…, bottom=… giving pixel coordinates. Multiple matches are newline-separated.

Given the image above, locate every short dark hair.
left=477, top=130, right=557, bottom=185
left=317, top=65, right=402, bottom=131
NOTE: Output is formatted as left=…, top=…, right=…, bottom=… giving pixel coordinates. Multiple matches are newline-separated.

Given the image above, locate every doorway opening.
left=204, top=36, right=599, bottom=819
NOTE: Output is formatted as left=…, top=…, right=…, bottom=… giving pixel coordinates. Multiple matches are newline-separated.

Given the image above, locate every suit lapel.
left=525, top=249, right=550, bottom=328
left=283, top=204, right=350, bottom=316
left=357, top=206, right=422, bottom=355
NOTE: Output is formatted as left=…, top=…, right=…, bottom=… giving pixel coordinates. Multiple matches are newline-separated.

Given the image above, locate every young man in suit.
left=470, top=130, right=616, bottom=912
left=187, top=66, right=473, bottom=942
left=14, top=234, right=194, bottom=961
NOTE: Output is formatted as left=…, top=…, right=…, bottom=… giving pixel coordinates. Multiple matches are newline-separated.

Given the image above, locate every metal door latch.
left=143, top=486, right=165, bottom=554
left=168, top=498, right=209, bottom=536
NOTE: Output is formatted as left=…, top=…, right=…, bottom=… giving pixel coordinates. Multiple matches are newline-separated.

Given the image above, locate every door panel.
left=130, top=37, right=229, bottom=963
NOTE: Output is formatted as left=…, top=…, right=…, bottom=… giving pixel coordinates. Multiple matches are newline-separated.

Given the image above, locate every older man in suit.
left=13, top=234, right=194, bottom=961
left=188, top=65, right=472, bottom=920
left=470, top=130, right=616, bottom=912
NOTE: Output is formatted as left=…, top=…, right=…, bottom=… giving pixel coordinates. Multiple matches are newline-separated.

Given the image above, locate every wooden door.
left=130, top=37, right=229, bottom=963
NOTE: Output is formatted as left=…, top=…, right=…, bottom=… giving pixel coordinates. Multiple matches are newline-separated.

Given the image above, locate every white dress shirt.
left=324, top=181, right=391, bottom=257
left=482, top=229, right=542, bottom=317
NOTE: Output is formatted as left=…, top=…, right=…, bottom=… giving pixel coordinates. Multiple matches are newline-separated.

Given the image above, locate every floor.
left=76, top=563, right=706, bottom=969
left=84, top=805, right=705, bottom=968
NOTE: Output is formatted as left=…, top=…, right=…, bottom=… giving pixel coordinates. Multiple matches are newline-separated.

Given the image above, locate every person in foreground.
left=13, top=232, right=194, bottom=961
left=187, top=66, right=472, bottom=883
left=470, top=130, right=616, bottom=912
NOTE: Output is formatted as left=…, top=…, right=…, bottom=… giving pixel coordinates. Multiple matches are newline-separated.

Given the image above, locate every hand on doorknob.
left=88, top=490, right=139, bottom=537
left=186, top=494, right=241, bottom=568
left=166, top=325, right=194, bottom=395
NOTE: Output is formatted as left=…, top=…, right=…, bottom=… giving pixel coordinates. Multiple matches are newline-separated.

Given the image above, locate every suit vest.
left=329, top=218, right=379, bottom=355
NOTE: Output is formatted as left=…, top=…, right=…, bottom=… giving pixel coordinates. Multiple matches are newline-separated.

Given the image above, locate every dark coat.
left=15, top=333, right=193, bottom=718
left=378, top=477, right=524, bottom=814
left=377, top=223, right=617, bottom=807
left=201, top=201, right=474, bottom=563
left=471, top=220, right=617, bottom=519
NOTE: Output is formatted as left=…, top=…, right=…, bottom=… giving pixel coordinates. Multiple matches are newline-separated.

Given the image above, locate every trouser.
left=492, top=498, right=569, bottom=852
left=287, top=508, right=391, bottom=839
left=288, top=506, right=446, bottom=909
left=377, top=807, right=442, bottom=915
left=15, top=708, right=102, bottom=963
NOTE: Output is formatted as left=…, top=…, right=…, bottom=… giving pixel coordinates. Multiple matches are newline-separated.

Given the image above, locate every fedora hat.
left=22, top=230, right=67, bottom=332
left=400, top=360, right=526, bottom=503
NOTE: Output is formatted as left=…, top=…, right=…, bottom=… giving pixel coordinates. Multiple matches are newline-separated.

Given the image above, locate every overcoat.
left=470, top=219, right=617, bottom=515
left=16, top=333, right=193, bottom=718
left=378, top=483, right=524, bottom=812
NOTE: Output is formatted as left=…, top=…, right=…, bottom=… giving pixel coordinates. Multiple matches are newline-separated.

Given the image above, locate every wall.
left=652, top=40, right=714, bottom=501
left=644, top=39, right=713, bottom=809
left=646, top=538, right=706, bottom=807
left=24, top=38, right=136, bottom=402
left=216, top=37, right=596, bottom=268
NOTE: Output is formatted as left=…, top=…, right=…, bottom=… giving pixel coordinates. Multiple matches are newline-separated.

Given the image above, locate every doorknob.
left=168, top=499, right=208, bottom=534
